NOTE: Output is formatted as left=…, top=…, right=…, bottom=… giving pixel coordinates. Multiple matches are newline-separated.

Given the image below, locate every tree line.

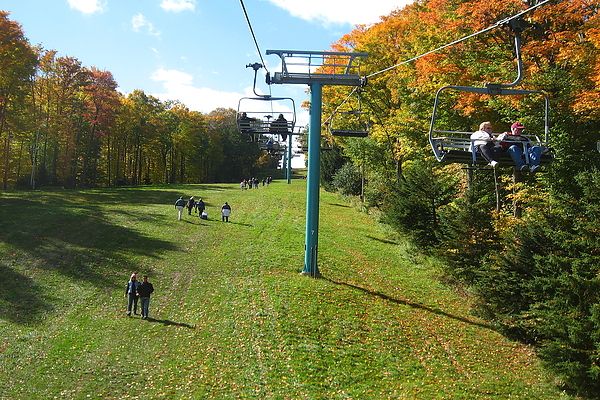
left=0, top=10, right=278, bottom=190
left=319, top=0, right=600, bottom=397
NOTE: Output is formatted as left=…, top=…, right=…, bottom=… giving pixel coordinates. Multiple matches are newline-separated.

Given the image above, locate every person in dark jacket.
left=186, top=196, right=195, bottom=215
left=270, top=114, right=289, bottom=141
left=497, top=122, right=543, bottom=172
left=195, top=198, right=205, bottom=216
left=125, top=273, right=139, bottom=317
left=137, top=275, right=155, bottom=320
left=221, top=202, right=231, bottom=222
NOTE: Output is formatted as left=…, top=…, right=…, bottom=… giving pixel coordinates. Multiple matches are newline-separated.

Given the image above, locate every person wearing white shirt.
left=470, top=121, right=502, bottom=168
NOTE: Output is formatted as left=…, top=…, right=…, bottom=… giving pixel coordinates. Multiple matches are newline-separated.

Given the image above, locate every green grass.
left=0, top=179, right=572, bottom=399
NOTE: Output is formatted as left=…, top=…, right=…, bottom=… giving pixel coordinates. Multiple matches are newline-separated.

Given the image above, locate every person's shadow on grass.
left=145, top=318, right=195, bottom=329
left=222, top=221, right=253, bottom=227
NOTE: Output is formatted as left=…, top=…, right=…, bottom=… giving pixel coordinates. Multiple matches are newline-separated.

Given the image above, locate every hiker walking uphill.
left=186, top=196, right=195, bottom=215
left=221, top=202, right=231, bottom=222
left=174, top=196, right=186, bottom=220
left=195, top=198, right=205, bottom=215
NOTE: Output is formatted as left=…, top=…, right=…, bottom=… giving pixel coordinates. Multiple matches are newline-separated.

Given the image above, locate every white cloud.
left=131, top=13, right=161, bottom=37
left=160, top=0, right=196, bottom=13
left=152, top=68, right=193, bottom=86
left=265, top=0, right=412, bottom=26
left=150, top=68, right=310, bottom=128
left=151, top=68, right=241, bottom=113
left=67, top=0, right=104, bottom=14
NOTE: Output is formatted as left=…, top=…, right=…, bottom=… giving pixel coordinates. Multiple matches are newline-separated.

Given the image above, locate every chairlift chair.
left=237, top=96, right=296, bottom=142
left=236, top=63, right=296, bottom=143
left=428, top=17, right=554, bottom=168
left=428, top=86, right=553, bottom=167
left=257, top=137, right=280, bottom=153
left=328, top=87, right=370, bottom=137
left=329, top=109, right=370, bottom=137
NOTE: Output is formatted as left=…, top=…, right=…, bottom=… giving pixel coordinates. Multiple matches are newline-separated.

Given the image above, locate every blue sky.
left=3, top=0, right=412, bottom=122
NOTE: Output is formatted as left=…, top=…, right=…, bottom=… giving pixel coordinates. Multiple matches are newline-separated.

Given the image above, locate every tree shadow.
left=226, top=221, right=253, bottom=227
left=323, top=277, right=495, bottom=331
left=0, top=265, right=57, bottom=325
left=0, top=195, right=178, bottom=325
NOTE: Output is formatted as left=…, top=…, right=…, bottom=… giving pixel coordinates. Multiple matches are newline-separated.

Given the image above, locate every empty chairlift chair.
left=329, top=109, right=370, bottom=138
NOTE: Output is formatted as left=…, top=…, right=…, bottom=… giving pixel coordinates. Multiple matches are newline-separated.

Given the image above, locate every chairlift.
left=329, top=109, right=370, bottom=137
left=237, top=62, right=296, bottom=143
left=255, top=137, right=282, bottom=154
left=237, top=97, right=296, bottom=141
left=328, top=89, right=370, bottom=137
left=428, top=17, right=554, bottom=168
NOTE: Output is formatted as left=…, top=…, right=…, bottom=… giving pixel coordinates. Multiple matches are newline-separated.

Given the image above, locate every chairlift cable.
left=239, top=0, right=269, bottom=75
left=322, top=0, right=552, bottom=125
left=365, top=0, right=552, bottom=79
left=322, top=87, right=359, bottom=127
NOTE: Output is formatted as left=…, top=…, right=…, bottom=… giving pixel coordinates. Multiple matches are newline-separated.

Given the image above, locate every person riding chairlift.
left=497, top=122, right=542, bottom=172
left=270, top=114, right=289, bottom=141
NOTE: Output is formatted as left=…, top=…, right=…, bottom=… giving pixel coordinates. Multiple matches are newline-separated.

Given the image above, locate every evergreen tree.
left=319, top=144, right=348, bottom=192
left=382, top=159, right=458, bottom=247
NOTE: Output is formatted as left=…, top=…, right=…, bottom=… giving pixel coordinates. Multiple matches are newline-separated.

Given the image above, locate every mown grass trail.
left=0, top=179, right=570, bottom=399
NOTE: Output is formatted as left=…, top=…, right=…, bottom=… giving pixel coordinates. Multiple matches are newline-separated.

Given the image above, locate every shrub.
left=320, top=145, right=348, bottom=192
left=436, top=170, right=502, bottom=283
left=332, top=162, right=362, bottom=196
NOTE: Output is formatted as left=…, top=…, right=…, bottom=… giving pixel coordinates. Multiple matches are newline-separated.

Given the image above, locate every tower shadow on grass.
left=323, top=277, right=495, bottom=331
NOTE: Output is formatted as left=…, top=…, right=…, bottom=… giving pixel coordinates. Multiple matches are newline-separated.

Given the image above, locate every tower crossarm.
left=266, top=50, right=368, bottom=86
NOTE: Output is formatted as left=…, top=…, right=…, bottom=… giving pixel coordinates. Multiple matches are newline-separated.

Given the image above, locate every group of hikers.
left=241, top=177, right=271, bottom=190
left=174, top=196, right=232, bottom=222
left=126, top=194, right=234, bottom=318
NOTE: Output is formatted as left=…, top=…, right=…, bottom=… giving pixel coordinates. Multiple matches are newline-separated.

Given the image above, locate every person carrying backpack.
left=221, top=202, right=231, bottom=222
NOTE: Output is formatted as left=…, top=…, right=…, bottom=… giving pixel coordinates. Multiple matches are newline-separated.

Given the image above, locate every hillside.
left=0, top=180, right=570, bottom=399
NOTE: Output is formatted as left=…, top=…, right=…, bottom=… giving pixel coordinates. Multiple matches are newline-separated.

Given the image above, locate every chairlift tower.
left=284, top=125, right=305, bottom=184
left=266, top=50, right=368, bottom=277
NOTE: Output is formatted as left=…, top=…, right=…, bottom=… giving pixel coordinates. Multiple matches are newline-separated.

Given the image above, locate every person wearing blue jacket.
left=125, top=273, right=139, bottom=316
